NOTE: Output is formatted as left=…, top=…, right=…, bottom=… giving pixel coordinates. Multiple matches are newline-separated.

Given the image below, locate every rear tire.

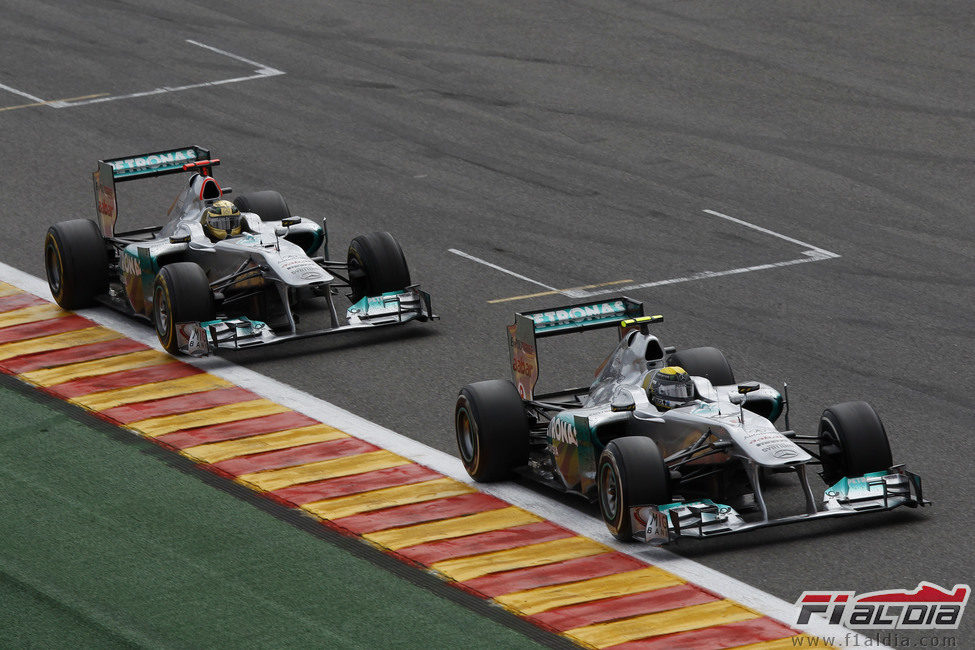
left=152, top=263, right=215, bottom=355
left=818, top=401, right=893, bottom=484
left=44, top=219, right=108, bottom=309
left=598, top=437, right=671, bottom=541
left=668, top=346, right=736, bottom=386
left=347, top=232, right=411, bottom=302
left=454, top=380, right=529, bottom=481
left=233, top=191, right=291, bottom=222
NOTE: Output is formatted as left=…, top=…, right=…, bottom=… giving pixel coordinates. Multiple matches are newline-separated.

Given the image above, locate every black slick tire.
left=818, top=401, right=893, bottom=484
left=347, top=232, right=411, bottom=302
left=152, top=262, right=215, bottom=355
left=233, top=191, right=291, bottom=222
left=598, top=437, right=671, bottom=542
left=44, top=219, right=108, bottom=309
left=668, top=346, right=736, bottom=386
left=454, top=380, right=529, bottom=482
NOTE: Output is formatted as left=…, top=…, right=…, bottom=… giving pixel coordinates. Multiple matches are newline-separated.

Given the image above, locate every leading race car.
left=454, top=297, right=928, bottom=544
left=44, top=146, right=436, bottom=355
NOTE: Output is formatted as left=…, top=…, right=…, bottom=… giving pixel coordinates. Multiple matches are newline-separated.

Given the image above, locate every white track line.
left=0, top=82, right=47, bottom=104
left=703, top=209, right=840, bottom=259
left=54, top=74, right=282, bottom=108
left=576, top=251, right=832, bottom=298
left=184, top=40, right=284, bottom=75
left=0, top=261, right=877, bottom=648
left=51, top=40, right=284, bottom=108
left=448, top=249, right=560, bottom=292
left=456, top=210, right=841, bottom=301
left=575, top=210, right=840, bottom=297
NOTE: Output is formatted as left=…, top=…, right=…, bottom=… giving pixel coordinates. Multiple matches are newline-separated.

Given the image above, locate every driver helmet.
left=201, top=200, right=242, bottom=240
left=647, top=366, right=695, bottom=410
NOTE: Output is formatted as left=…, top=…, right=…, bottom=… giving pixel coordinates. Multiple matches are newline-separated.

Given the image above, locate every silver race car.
left=455, top=297, right=927, bottom=544
left=44, top=146, right=436, bottom=355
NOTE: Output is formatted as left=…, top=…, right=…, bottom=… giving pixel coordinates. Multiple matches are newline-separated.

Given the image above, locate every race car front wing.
left=632, top=465, right=929, bottom=545
left=174, top=286, right=436, bottom=356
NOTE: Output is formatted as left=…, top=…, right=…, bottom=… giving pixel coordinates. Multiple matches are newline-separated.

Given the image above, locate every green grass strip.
left=0, top=381, right=546, bottom=648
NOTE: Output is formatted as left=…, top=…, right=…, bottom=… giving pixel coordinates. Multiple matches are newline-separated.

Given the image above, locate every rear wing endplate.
left=507, top=296, right=643, bottom=399
left=93, top=146, right=215, bottom=237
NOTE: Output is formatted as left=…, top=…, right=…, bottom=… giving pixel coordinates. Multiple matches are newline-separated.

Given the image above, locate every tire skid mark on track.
left=0, top=278, right=831, bottom=649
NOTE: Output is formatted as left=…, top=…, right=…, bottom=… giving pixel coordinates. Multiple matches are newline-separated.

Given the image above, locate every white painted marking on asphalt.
left=0, top=261, right=879, bottom=648
left=55, top=74, right=283, bottom=107
left=0, top=82, right=47, bottom=104
left=184, top=40, right=284, bottom=75
left=51, top=40, right=284, bottom=108
left=462, top=209, right=841, bottom=302
left=703, top=209, right=841, bottom=259
left=576, top=254, right=827, bottom=297
left=573, top=210, right=841, bottom=297
left=448, top=248, right=561, bottom=292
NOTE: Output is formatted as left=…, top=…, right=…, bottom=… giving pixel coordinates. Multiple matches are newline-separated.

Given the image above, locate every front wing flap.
left=629, top=465, right=928, bottom=545
left=175, top=286, right=436, bottom=356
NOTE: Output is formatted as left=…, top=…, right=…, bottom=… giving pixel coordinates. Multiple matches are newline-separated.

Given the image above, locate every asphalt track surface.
left=1, top=0, right=973, bottom=643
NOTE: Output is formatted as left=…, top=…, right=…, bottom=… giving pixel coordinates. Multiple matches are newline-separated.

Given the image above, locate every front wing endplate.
left=630, top=466, right=928, bottom=545
left=176, top=286, right=436, bottom=356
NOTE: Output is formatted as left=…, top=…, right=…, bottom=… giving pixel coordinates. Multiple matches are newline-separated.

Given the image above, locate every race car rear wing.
left=93, top=146, right=216, bottom=237
left=507, top=296, right=644, bottom=400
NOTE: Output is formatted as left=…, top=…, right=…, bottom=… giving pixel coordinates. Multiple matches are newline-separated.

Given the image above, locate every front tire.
left=668, top=346, right=735, bottom=386
left=598, top=437, right=671, bottom=541
left=152, top=263, right=215, bottom=355
left=44, top=219, right=108, bottom=309
left=818, top=401, right=893, bottom=484
left=347, top=232, right=411, bottom=302
left=454, top=380, right=529, bottom=482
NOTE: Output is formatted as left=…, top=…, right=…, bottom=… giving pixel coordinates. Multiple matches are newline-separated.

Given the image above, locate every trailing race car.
left=454, top=297, right=927, bottom=544
left=44, top=146, right=436, bottom=355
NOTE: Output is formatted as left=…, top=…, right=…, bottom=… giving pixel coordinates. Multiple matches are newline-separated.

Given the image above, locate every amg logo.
left=795, top=582, right=969, bottom=630
left=550, top=418, right=578, bottom=446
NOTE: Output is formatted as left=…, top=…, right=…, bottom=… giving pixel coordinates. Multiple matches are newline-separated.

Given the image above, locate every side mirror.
left=732, top=383, right=758, bottom=423
left=169, top=234, right=191, bottom=244
left=610, top=392, right=636, bottom=412
left=281, top=217, right=301, bottom=227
